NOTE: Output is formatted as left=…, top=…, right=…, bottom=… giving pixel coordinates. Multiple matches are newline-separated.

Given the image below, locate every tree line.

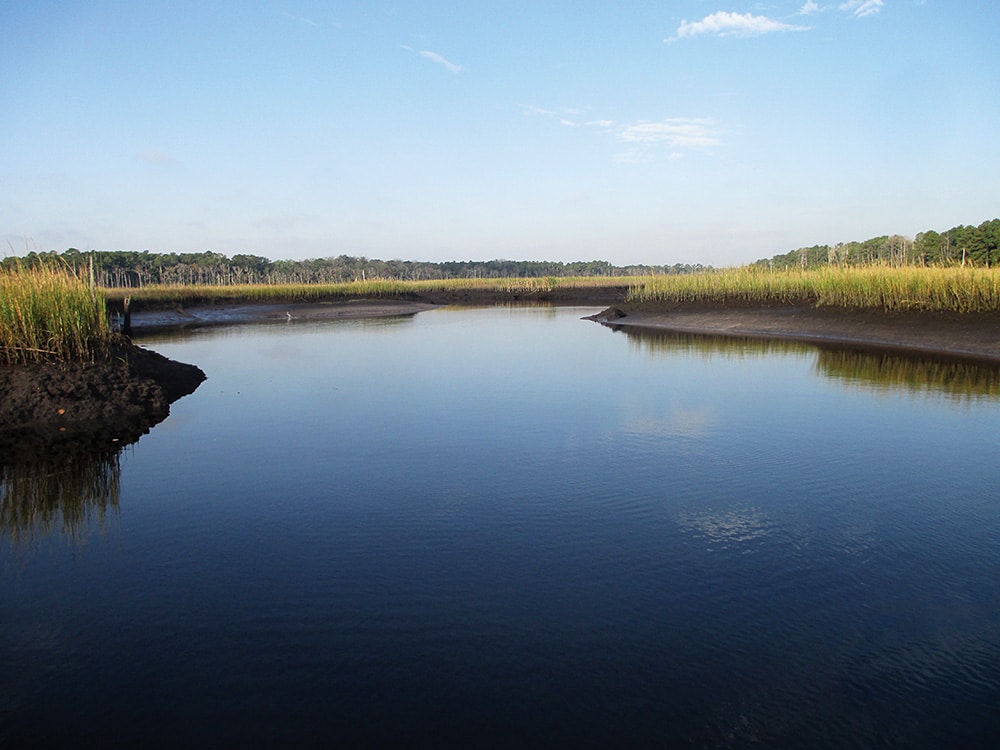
left=4, top=217, right=997, bottom=287
left=1, top=248, right=708, bottom=289
left=753, top=218, right=1000, bottom=271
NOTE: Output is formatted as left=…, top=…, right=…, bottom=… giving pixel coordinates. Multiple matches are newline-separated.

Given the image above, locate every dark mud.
left=117, top=288, right=630, bottom=332
left=589, top=301, right=1000, bottom=365
left=124, top=299, right=443, bottom=331
left=0, top=340, right=205, bottom=463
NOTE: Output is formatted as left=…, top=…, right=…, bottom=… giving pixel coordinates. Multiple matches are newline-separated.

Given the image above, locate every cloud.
left=666, top=11, right=810, bottom=42
left=136, top=150, right=178, bottom=165
left=799, top=1, right=821, bottom=13
left=617, top=119, right=719, bottom=148
left=519, top=104, right=557, bottom=117
left=404, top=46, right=462, bottom=73
left=839, top=0, right=884, bottom=17
left=524, top=105, right=720, bottom=162
left=283, top=12, right=318, bottom=27
left=614, top=118, right=721, bottom=162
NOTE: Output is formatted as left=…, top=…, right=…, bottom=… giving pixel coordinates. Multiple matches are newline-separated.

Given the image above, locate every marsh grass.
left=102, top=275, right=637, bottom=306
left=0, top=264, right=112, bottom=365
left=628, top=266, right=1000, bottom=313
left=100, top=266, right=1000, bottom=315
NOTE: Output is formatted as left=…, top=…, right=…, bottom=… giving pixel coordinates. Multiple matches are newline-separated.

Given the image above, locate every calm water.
left=2, top=306, right=1000, bottom=748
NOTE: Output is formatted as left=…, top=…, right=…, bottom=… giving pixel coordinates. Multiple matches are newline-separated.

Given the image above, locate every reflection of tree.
left=617, top=327, right=1000, bottom=401
left=1, top=449, right=122, bottom=548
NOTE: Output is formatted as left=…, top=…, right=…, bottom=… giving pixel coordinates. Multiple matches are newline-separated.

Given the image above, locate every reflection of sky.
left=622, top=406, right=716, bottom=441
left=613, top=343, right=819, bottom=453
left=676, top=508, right=774, bottom=551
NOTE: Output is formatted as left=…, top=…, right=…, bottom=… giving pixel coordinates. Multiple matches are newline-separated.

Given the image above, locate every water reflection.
left=676, top=507, right=774, bottom=551
left=1, top=448, right=122, bottom=549
left=619, top=327, right=810, bottom=361
left=615, top=326, right=1000, bottom=401
left=133, top=310, right=421, bottom=345
left=816, top=348, right=1000, bottom=400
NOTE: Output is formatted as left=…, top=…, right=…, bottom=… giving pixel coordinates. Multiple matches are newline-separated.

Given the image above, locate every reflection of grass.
left=628, top=267, right=1000, bottom=313
left=104, top=276, right=636, bottom=307
left=619, top=326, right=1000, bottom=400
left=0, top=451, right=121, bottom=548
left=0, top=264, right=111, bottom=364
left=816, top=349, right=1000, bottom=400
left=620, top=326, right=809, bottom=360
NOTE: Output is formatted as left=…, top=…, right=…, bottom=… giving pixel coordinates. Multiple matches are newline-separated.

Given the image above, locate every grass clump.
left=0, top=264, right=112, bottom=365
left=628, top=266, right=1000, bottom=313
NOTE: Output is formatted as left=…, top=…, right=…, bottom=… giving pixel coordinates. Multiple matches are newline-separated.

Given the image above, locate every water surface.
left=2, top=306, right=999, bottom=747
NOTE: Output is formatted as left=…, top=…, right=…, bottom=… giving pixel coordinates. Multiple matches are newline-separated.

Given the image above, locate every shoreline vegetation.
left=101, top=265, right=1000, bottom=315
left=3, top=263, right=1000, bottom=356
left=627, top=266, right=1000, bottom=313
left=1, top=263, right=111, bottom=365
left=1, top=265, right=205, bottom=458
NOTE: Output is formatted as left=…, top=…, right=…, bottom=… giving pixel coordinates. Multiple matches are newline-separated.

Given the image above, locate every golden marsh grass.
left=102, top=275, right=639, bottom=306
left=0, top=265, right=112, bottom=365
left=627, top=266, right=1000, bottom=313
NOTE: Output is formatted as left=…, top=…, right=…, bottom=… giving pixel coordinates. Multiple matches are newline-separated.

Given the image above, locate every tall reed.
left=628, top=266, right=1000, bottom=313
left=0, top=264, right=112, bottom=365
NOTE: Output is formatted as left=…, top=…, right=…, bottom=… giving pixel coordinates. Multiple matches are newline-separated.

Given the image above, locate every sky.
left=2, top=1, right=998, bottom=266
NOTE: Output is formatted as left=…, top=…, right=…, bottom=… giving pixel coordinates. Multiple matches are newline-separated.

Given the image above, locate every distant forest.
left=2, top=250, right=706, bottom=289
left=754, top=218, right=1000, bottom=271
left=4, top=217, right=997, bottom=288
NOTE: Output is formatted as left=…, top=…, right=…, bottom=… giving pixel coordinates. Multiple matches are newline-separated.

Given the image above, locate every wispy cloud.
left=617, top=120, right=720, bottom=149
left=283, top=12, right=319, bottom=27
left=799, top=1, right=822, bottom=14
left=614, top=119, right=721, bottom=162
left=519, top=104, right=557, bottom=117
left=136, top=150, right=178, bottom=166
left=666, top=11, right=810, bottom=42
left=526, top=105, right=721, bottom=163
left=402, top=46, right=462, bottom=73
left=839, top=0, right=884, bottom=17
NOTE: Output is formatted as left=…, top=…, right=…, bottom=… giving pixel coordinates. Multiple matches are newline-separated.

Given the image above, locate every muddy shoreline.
left=0, top=341, right=205, bottom=462
left=125, top=298, right=444, bottom=331
left=589, top=301, right=1000, bottom=364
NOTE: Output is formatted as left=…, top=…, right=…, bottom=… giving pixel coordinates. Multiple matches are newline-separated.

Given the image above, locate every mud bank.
left=124, top=299, right=443, bottom=331
left=589, top=302, right=1000, bottom=364
left=114, top=288, right=631, bottom=332
left=0, top=341, right=205, bottom=462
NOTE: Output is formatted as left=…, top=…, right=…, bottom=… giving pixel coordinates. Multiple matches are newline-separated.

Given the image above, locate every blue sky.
left=2, top=1, right=997, bottom=266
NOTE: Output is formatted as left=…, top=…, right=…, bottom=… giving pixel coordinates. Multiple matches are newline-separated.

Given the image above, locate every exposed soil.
left=118, top=289, right=630, bottom=331
left=0, top=340, right=205, bottom=463
left=588, top=300, right=1000, bottom=364
left=124, top=298, right=444, bottom=330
